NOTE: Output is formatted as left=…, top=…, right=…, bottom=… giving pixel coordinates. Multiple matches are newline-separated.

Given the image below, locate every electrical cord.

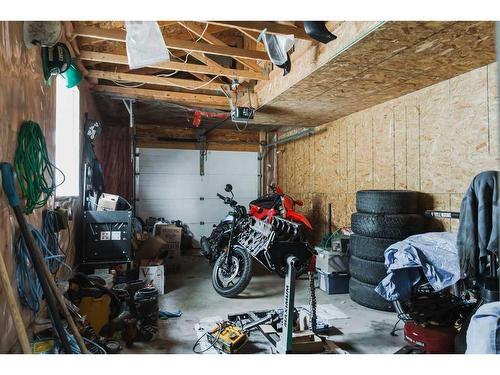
left=390, top=318, right=402, bottom=336
left=152, top=23, right=211, bottom=79
left=43, top=210, right=66, bottom=258
left=15, top=225, right=66, bottom=312
left=192, top=322, right=224, bottom=354
left=14, top=121, right=65, bottom=214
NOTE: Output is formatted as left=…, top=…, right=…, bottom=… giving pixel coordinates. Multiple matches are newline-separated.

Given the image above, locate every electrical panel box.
left=82, top=210, right=132, bottom=265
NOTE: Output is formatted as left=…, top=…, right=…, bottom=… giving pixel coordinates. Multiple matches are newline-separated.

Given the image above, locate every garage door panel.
left=139, top=174, right=257, bottom=201
left=138, top=148, right=258, bottom=242
left=205, top=151, right=258, bottom=175
left=140, top=149, right=200, bottom=174
left=139, top=174, right=207, bottom=200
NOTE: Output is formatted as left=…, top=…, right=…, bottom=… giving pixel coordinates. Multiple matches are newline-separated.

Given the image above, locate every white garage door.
left=137, top=148, right=259, bottom=242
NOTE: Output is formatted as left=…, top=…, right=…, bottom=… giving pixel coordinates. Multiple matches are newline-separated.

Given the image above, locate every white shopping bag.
left=125, top=21, right=170, bottom=69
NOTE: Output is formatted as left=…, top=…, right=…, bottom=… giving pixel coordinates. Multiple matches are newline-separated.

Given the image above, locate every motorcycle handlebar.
left=217, top=193, right=236, bottom=207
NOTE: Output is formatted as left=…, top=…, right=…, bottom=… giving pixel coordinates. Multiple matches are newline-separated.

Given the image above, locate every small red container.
left=404, top=321, right=458, bottom=354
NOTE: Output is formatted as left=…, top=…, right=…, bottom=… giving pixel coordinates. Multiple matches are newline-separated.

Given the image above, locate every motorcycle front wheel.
left=211, top=245, right=252, bottom=298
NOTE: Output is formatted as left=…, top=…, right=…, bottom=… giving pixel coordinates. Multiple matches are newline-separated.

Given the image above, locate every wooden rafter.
left=207, top=22, right=313, bottom=41
left=80, top=51, right=268, bottom=81
left=178, top=22, right=262, bottom=72
left=94, top=85, right=229, bottom=110
left=73, top=25, right=270, bottom=61
left=87, top=70, right=223, bottom=91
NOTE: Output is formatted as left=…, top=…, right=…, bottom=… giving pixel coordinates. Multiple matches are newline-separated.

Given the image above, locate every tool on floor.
left=1, top=162, right=88, bottom=353
left=0, top=245, right=31, bottom=353
left=207, top=321, right=248, bottom=354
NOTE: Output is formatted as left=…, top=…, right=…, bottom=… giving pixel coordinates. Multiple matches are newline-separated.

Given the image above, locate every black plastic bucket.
left=134, top=287, right=159, bottom=322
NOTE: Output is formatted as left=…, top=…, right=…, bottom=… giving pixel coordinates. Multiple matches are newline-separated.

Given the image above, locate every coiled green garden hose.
left=13, top=121, right=65, bottom=214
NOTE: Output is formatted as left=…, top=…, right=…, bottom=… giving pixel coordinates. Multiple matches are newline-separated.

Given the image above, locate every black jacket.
left=456, top=171, right=499, bottom=280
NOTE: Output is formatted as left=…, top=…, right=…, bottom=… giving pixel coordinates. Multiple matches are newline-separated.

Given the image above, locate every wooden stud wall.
left=277, top=63, right=499, bottom=242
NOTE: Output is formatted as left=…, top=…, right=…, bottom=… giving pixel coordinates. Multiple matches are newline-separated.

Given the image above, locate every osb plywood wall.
left=0, top=21, right=56, bottom=352
left=277, top=63, right=499, bottom=242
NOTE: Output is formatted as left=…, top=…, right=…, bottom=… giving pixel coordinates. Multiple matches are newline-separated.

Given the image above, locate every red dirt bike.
left=200, top=184, right=314, bottom=298
left=248, top=184, right=312, bottom=231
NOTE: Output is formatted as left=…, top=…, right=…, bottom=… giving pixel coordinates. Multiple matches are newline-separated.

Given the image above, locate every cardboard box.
left=155, top=224, right=182, bottom=269
left=138, top=236, right=170, bottom=260
left=155, top=224, right=182, bottom=252
left=139, top=264, right=165, bottom=295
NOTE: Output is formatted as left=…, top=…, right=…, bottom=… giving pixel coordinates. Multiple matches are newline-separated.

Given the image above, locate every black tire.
left=356, top=190, right=418, bottom=214
left=212, top=246, right=252, bottom=298
left=349, top=256, right=387, bottom=284
left=349, top=277, right=395, bottom=312
left=350, top=234, right=399, bottom=262
left=351, top=212, right=424, bottom=239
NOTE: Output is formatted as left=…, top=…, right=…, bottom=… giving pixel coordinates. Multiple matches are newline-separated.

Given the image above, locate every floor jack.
left=228, top=255, right=346, bottom=354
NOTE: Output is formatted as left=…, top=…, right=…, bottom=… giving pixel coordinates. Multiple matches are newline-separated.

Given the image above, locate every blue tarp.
left=375, top=232, right=461, bottom=302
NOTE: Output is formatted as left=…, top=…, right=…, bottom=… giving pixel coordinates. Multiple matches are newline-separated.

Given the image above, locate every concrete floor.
left=125, top=255, right=406, bottom=354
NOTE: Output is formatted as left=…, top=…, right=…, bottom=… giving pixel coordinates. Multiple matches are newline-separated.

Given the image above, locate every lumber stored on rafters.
left=79, top=51, right=268, bottom=81
left=93, top=85, right=230, bottom=110
left=73, top=25, right=270, bottom=61
left=87, top=70, right=223, bottom=91
left=207, top=21, right=313, bottom=41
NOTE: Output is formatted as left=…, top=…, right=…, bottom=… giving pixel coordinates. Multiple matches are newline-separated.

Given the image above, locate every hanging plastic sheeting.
left=262, top=33, right=294, bottom=76
left=125, top=21, right=170, bottom=69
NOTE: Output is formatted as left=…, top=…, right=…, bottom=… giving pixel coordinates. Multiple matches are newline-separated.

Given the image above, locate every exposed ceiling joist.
left=73, top=25, right=270, bottom=62
left=94, top=85, right=229, bottom=110
left=207, top=21, right=313, bottom=41
left=87, top=70, right=224, bottom=91
left=178, top=21, right=262, bottom=72
left=79, top=51, right=268, bottom=81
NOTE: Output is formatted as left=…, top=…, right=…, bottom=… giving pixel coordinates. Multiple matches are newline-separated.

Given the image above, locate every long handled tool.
left=0, top=248, right=31, bottom=353
left=0, top=162, right=89, bottom=353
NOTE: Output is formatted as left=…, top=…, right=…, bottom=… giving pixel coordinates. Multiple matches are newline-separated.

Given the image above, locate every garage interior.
left=0, top=18, right=499, bottom=356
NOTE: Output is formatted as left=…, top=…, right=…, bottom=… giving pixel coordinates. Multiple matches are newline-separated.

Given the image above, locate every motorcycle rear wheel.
left=212, top=245, right=252, bottom=298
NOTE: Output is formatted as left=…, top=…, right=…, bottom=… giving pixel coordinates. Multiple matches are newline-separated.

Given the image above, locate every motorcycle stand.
left=277, top=255, right=299, bottom=353
left=228, top=255, right=347, bottom=354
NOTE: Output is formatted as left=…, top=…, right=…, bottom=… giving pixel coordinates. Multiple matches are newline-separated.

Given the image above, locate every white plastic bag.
left=262, top=33, right=294, bottom=66
left=125, top=21, right=170, bottom=69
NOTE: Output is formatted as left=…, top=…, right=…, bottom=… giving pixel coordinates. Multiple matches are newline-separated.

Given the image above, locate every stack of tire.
left=349, top=190, right=424, bottom=312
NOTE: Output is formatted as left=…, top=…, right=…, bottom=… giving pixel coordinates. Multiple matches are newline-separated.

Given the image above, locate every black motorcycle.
left=201, top=184, right=314, bottom=298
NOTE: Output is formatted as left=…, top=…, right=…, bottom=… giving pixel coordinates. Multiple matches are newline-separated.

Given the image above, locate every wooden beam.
left=207, top=22, right=313, bottom=41
left=137, top=140, right=259, bottom=152
left=80, top=51, right=268, bottom=81
left=237, top=28, right=264, bottom=46
left=93, top=85, right=230, bottom=110
left=73, top=25, right=270, bottom=61
left=135, top=125, right=260, bottom=153
left=87, top=70, right=223, bottom=91
left=137, top=125, right=259, bottom=141
left=178, top=22, right=262, bottom=72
